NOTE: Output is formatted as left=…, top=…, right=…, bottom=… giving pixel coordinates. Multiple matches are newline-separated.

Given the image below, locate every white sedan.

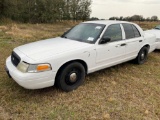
left=145, top=25, right=160, bottom=49
left=6, top=21, right=156, bottom=92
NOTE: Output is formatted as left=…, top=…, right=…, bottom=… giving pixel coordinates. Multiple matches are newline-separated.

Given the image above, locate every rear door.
left=122, top=23, right=143, bottom=59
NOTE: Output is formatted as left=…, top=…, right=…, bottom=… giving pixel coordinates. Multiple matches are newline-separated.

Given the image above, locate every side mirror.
left=99, top=36, right=111, bottom=44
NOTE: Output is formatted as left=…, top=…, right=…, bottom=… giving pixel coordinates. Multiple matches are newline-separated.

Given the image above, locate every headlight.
left=17, top=62, right=29, bottom=73
left=17, top=62, right=51, bottom=73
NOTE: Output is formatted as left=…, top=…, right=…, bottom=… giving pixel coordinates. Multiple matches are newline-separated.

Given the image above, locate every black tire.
left=55, top=62, right=85, bottom=92
left=135, top=47, right=149, bottom=64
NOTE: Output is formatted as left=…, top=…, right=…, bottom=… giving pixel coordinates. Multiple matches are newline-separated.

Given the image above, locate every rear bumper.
left=156, top=42, right=160, bottom=49
left=6, top=56, right=56, bottom=89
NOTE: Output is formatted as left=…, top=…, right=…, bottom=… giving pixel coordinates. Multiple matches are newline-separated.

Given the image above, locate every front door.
left=96, top=24, right=126, bottom=68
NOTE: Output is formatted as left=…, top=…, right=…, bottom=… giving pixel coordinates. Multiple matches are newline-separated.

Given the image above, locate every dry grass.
left=135, top=21, right=160, bottom=30
left=0, top=21, right=160, bottom=120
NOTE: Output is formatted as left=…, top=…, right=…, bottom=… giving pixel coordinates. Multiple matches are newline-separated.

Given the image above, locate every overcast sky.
left=91, top=0, right=160, bottom=19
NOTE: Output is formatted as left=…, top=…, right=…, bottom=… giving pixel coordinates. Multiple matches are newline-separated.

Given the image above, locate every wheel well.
left=143, top=44, right=150, bottom=50
left=55, top=60, right=88, bottom=80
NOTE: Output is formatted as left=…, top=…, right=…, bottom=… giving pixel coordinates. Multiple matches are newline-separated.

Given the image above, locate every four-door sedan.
left=6, top=21, right=156, bottom=92
left=145, top=25, right=160, bottom=50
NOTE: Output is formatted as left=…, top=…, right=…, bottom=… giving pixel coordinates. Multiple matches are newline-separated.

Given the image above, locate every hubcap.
left=69, top=73, right=77, bottom=83
left=141, top=52, right=145, bottom=60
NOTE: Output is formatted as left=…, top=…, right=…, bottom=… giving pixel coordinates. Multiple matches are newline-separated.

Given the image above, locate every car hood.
left=17, top=37, right=92, bottom=61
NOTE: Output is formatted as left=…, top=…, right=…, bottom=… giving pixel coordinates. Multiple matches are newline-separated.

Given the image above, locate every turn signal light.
left=37, top=64, right=51, bottom=71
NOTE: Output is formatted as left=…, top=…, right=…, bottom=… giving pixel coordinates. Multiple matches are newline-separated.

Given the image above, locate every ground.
left=0, top=21, right=160, bottom=120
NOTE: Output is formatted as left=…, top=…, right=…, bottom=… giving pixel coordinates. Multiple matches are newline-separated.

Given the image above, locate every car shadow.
left=154, top=49, right=160, bottom=53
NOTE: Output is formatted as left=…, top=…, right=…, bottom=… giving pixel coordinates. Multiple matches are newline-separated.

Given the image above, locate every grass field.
left=0, top=21, right=160, bottom=120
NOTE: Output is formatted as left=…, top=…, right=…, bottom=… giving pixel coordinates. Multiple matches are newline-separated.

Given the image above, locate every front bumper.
left=5, top=66, right=12, bottom=78
left=6, top=56, right=56, bottom=89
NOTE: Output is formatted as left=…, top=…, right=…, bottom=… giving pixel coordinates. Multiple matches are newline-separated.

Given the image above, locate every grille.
left=11, top=51, right=21, bottom=67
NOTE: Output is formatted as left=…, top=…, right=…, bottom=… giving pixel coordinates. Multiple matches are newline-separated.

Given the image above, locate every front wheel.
left=55, top=62, right=85, bottom=92
left=135, top=47, right=149, bottom=64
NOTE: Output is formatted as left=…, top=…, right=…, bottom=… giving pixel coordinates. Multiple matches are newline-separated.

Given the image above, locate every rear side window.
left=122, top=23, right=141, bottom=39
left=103, top=24, right=122, bottom=41
left=132, top=25, right=141, bottom=37
left=122, top=24, right=135, bottom=39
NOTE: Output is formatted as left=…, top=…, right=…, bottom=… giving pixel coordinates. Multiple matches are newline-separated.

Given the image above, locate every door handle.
left=120, top=43, right=126, bottom=46
left=139, top=40, right=143, bottom=42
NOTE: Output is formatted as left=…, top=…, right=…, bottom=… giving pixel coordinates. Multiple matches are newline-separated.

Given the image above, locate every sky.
left=91, top=0, right=160, bottom=19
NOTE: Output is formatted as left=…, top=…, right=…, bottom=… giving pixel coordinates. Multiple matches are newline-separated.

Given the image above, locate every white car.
left=6, top=21, right=156, bottom=92
left=145, top=25, right=160, bottom=49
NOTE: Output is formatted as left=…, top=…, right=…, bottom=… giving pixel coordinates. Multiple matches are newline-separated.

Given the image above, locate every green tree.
left=151, top=16, right=158, bottom=21
left=0, top=0, right=92, bottom=23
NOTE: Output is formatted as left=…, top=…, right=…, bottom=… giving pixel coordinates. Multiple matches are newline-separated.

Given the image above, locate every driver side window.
left=103, top=24, right=122, bottom=42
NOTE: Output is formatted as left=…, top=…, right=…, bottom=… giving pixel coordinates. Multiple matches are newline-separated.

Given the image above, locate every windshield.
left=154, top=25, right=160, bottom=30
left=61, top=23, right=105, bottom=44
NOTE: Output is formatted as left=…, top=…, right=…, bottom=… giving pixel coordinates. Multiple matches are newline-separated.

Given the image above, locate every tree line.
left=90, top=15, right=159, bottom=22
left=109, top=15, right=159, bottom=21
left=0, top=0, right=92, bottom=23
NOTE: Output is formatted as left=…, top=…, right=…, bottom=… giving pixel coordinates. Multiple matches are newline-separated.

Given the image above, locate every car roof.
left=83, top=20, right=133, bottom=25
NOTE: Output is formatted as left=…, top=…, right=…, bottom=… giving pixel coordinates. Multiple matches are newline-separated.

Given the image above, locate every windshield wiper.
left=61, top=35, right=67, bottom=39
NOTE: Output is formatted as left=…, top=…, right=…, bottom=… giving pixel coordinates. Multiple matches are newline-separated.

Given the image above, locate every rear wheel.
left=56, top=62, right=85, bottom=92
left=135, top=47, right=149, bottom=64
